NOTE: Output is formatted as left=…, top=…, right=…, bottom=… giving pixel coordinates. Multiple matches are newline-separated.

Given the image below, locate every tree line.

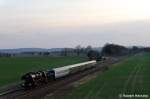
left=0, top=43, right=150, bottom=58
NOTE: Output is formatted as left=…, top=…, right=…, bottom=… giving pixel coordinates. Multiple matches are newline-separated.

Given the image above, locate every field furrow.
left=63, top=53, right=150, bottom=99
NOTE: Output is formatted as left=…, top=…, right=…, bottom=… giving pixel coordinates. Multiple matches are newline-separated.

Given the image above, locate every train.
left=21, top=60, right=97, bottom=89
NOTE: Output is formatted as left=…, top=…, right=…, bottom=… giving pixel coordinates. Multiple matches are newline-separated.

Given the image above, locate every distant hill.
left=0, top=48, right=64, bottom=54
left=0, top=47, right=103, bottom=54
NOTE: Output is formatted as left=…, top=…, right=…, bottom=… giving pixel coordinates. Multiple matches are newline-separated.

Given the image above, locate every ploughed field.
left=64, top=53, right=150, bottom=99
left=0, top=56, right=87, bottom=87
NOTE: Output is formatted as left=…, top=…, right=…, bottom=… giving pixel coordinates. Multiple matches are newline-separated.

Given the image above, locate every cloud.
left=0, top=20, right=150, bottom=48
left=0, top=0, right=150, bottom=48
left=0, top=0, right=5, bottom=6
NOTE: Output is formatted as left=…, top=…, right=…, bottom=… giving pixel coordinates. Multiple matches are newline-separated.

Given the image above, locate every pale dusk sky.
left=0, top=0, right=150, bottom=48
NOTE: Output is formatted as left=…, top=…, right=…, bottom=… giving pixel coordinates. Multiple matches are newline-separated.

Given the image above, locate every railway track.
left=0, top=57, right=124, bottom=99
left=0, top=86, right=23, bottom=96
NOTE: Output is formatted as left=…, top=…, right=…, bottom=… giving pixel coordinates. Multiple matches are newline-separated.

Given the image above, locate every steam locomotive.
left=21, top=60, right=97, bottom=89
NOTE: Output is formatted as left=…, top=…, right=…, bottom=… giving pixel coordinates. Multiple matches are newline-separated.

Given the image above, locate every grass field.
left=64, top=53, right=150, bottom=99
left=0, top=56, right=87, bottom=87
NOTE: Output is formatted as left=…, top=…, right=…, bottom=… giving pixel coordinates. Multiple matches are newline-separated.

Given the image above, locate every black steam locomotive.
left=21, top=60, right=96, bottom=89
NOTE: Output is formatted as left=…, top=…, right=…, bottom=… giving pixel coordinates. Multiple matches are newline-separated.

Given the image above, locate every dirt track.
left=0, top=57, right=124, bottom=99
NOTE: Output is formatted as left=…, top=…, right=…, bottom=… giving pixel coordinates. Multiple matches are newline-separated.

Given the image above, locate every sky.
left=0, top=0, right=150, bottom=49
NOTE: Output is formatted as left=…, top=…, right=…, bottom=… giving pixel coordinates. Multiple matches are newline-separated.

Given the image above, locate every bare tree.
left=75, top=45, right=82, bottom=56
left=61, top=48, right=68, bottom=56
left=85, top=45, right=92, bottom=53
